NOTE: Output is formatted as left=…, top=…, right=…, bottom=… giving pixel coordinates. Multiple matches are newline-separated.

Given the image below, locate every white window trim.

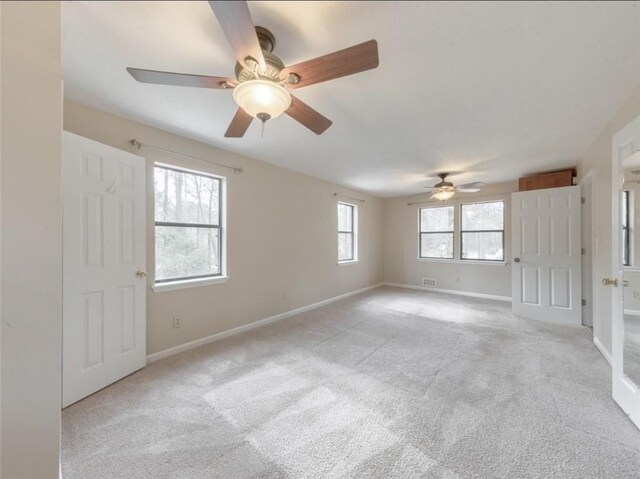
left=152, top=275, right=229, bottom=293
left=153, top=162, right=227, bottom=288
left=337, top=201, right=358, bottom=263
left=337, top=259, right=360, bottom=266
left=416, top=257, right=507, bottom=266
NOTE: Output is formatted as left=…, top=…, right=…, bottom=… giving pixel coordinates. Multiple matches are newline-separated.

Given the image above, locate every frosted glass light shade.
left=233, top=80, right=291, bottom=120
left=432, top=188, right=455, bottom=201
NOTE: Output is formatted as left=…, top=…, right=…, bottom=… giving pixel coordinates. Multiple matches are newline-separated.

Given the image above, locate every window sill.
left=417, top=258, right=507, bottom=266
left=152, top=276, right=229, bottom=293
left=338, top=260, right=359, bottom=266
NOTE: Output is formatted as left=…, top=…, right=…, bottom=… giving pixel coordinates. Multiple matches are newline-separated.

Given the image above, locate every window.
left=460, top=201, right=504, bottom=261
left=154, top=165, right=224, bottom=283
left=338, top=202, right=357, bottom=262
left=419, top=206, right=454, bottom=259
left=623, top=190, right=631, bottom=267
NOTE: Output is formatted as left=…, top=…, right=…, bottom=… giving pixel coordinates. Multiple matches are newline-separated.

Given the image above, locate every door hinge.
left=581, top=197, right=586, bottom=204
left=581, top=248, right=586, bottom=255
left=582, top=299, right=587, bottom=306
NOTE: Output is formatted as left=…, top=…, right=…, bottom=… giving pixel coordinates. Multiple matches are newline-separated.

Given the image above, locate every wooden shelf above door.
left=518, top=169, right=575, bottom=191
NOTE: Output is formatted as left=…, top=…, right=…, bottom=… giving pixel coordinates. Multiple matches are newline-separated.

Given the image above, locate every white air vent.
left=422, top=278, right=437, bottom=287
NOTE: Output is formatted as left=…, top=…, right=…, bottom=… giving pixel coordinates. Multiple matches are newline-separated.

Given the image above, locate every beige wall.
left=1, top=2, right=63, bottom=478
left=63, top=100, right=384, bottom=355
left=382, top=182, right=516, bottom=299
left=577, top=82, right=640, bottom=357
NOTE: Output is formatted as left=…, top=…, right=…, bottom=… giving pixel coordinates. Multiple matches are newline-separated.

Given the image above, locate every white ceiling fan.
left=425, top=173, right=485, bottom=201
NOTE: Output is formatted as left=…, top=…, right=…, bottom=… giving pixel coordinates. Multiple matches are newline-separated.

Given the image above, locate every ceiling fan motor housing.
left=434, top=173, right=454, bottom=188
left=234, top=27, right=284, bottom=82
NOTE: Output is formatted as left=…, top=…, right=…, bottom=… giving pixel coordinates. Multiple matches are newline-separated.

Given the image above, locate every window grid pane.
left=461, top=231, right=504, bottom=261
left=420, top=206, right=454, bottom=233
left=338, top=232, right=354, bottom=261
left=420, top=233, right=454, bottom=259
left=154, top=166, right=220, bottom=226
left=154, top=165, right=223, bottom=282
left=461, top=201, right=504, bottom=231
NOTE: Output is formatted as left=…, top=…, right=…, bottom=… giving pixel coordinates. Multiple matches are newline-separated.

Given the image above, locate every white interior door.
left=511, top=185, right=582, bottom=325
left=63, top=132, right=146, bottom=408
left=611, top=115, right=640, bottom=428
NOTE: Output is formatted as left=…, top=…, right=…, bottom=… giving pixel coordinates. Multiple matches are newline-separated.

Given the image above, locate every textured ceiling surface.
left=63, top=1, right=640, bottom=197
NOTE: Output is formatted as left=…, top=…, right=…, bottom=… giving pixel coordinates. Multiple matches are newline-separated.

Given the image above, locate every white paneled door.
left=511, top=186, right=581, bottom=325
left=63, top=132, right=146, bottom=407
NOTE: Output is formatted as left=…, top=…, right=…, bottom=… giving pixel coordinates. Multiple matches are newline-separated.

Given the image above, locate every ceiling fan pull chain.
left=261, top=121, right=265, bottom=139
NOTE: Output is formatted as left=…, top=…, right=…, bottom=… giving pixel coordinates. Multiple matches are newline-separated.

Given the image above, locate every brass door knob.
left=602, top=277, right=618, bottom=287
left=136, top=270, right=147, bottom=278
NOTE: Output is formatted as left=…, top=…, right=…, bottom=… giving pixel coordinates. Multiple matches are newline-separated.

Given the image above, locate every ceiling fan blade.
left=282, top=40, right=379, bottom=89
left=127, top=68, right=235, bottom=89
left=208, top=1, right=265, bottom=71
left=457, top=181, right=485, bottom=192
left=225, top=108, right=253, bottom=138
left=285, top=95, right=332, bottom=135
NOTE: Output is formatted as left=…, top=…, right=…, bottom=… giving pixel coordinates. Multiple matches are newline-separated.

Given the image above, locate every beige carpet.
left=62, top=286, right=640, bottom=478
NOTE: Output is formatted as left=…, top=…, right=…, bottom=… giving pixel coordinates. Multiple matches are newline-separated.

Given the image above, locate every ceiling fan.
left=126, top=1, right=379, bottom=138
left=426, top=173, right=485, bottom=201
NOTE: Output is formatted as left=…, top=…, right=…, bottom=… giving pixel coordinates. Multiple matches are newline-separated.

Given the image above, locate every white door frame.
left=580, top=169, right=597, bottom=329
left=611, top=115, right=640, bottom=428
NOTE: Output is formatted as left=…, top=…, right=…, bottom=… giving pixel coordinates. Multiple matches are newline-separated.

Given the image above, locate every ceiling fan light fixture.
left=432, top=188, right=456, bottom=201
left=232, top=79, right=291, bottom=122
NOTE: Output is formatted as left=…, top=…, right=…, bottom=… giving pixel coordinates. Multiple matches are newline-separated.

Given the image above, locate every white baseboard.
left=383, top=282, right=512, bottom=303
left=593, top=336, right=612, bottom=366
left=623, top=309, right=640, bottom=317
left=146, top=283, right=383, bottom=363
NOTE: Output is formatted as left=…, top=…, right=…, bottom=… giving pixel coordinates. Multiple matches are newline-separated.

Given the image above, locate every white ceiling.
left=62, top=1, right=640, bottom=197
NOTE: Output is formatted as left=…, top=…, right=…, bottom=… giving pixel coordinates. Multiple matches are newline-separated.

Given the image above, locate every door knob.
left=514, top=258, right=521, bottom=263
left=602, top=277, right=618, bottom=287
left=136, top=270, right=147, bottom=278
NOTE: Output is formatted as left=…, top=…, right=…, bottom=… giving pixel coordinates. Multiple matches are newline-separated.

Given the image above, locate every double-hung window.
left=338, top=202, right=357, bottom=262
left=460, top=201, right=504, bottom=261
left=154, top=164, right=224, bottom=283
left=623, top=190, right=631, bottom=267
left=419, top=206, right=454, bottom=259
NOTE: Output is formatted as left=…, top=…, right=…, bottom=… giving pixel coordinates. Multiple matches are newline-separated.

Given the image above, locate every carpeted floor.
left=62, top=286, right=640, bottom=478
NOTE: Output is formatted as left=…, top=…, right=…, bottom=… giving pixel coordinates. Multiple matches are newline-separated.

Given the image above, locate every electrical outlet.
left=634, top=291, right=640, bottom=299
left=282, top=292, right=287, bottom=301
left=455, top=276, right=461, bottom=283
left=173, top=317, right=182, bottom=328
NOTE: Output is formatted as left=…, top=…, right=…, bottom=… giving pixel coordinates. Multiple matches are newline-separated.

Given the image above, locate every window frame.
left=418, top=205, right=455, bottom=260
left=623, top=189, right=631, bottom=267
left=337, top=202, right=358, bottom=263
left=459, top=200, right=505, bottom=262
left=154, top=163, right=225, bottom=284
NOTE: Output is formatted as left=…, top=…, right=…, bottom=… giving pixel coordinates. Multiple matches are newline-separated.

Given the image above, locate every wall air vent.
left=422, top=278, right=437, bottom=287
